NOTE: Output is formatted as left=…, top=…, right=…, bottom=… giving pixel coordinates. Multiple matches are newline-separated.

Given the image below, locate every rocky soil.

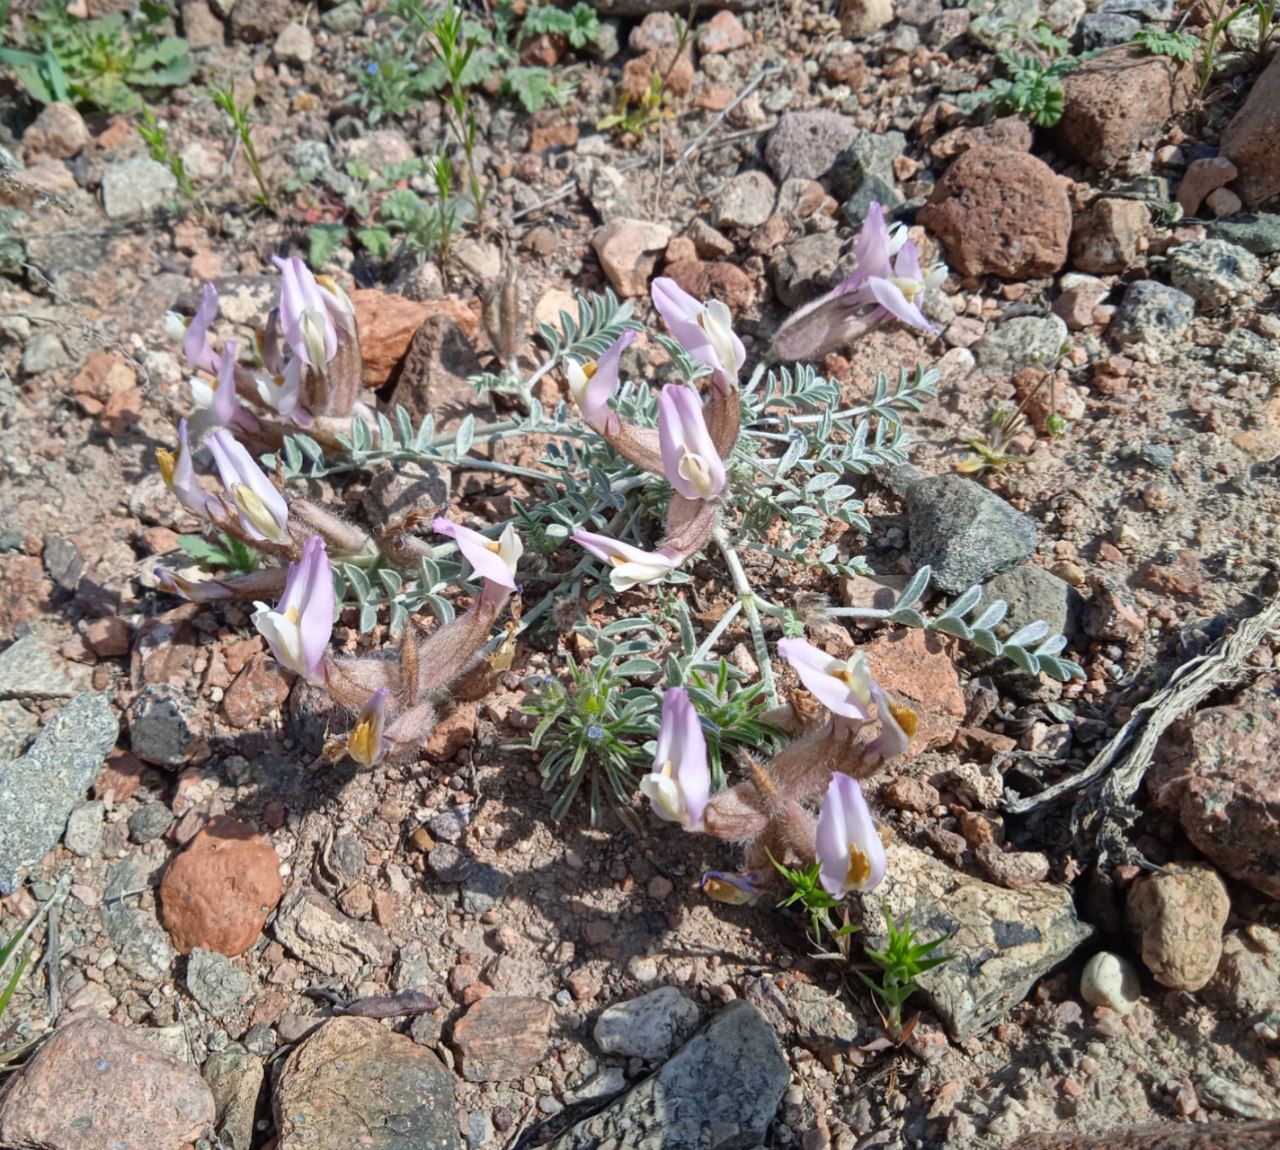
left=0, top=0, right=1278, bottom=1148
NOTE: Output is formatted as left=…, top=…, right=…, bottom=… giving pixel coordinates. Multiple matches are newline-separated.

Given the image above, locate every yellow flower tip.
left=581, top=360, right=598, bottom=380
left=845, top=844, right=872, bottom=890
left=888, top=698, right=918, bottom=738
left=233, top=485, right=284, bottom=540
left=347, top=718, right=377, bottom=765
left=702, top=876, right=756, bottom=905
left=156, top=447, right=177, bottom=487
left=315, top=274, right=340, bottom=295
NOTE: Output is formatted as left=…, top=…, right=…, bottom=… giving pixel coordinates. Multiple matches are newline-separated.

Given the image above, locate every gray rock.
left=906, top=475, right=1038, bottom=594
left=975, top=314, right=1069, bottom=374
left=129, top=801, right=175, bottom=844
left=845, top=176, right=904, bottom=227
left=1076, top=11, right=1139, bottom=49
left=830, top=130, right=907, bottom=203
left=320, top=1, right=363, bottom=33
left=272, top=890, right=393, bottom=978
left=202, top=1042, right=263, bottom=1150
left=859, top=839, right=1093, bottom=1040
left=563, top=1066, right=627, bottom=1106
left=770, top=233, right=853, bottom=308
left=272, top=20, right=314, bottom=65
left=428, top=843, right=471, bottom=882
left=1110, top=280, right=1196, bottom=346
left=20, top=332, right=69, bottom=377
left=978, top=564, right=1083, bottom=641
left=363, top=462, right=450, bottom=527
left=713, top=170, right=778, bottom=230
left=275, top=1016, right=460, bottom=1150
left=427, top=807, right=469, bottom=843
left=1218, top=327, right=1280, bottom=375
left=102, top=851, right=175, bottom=981
left=243, top=1022, right=276, bottom=1056
left=460, top=863, right=509, bottom=915
left=1207, top=212, right=1280, bottom=255
left=764, top=110, right=859, bottom=182
left=65, top=800, right=106, bottom=857
left=1168, top=239, right=1262, bottom=309
left=187, top=947, right=251, bottom=1019
left=0, top=701, right=38, bottom=760
left=129, top=683, right=198, bottom=768
left=0, top=634, right=77, bottom=700
left=593, top=986, right=701, bottom=1061
left=0, top=693, right=117, bottom=894
left=1098, top=0, right=1173, bottom=17
left=42, top=536, right=84, bottom=592
left=969, top=0, right=1041, bottom=50
left=548, top=1001, right=787, bottom=1150
left=101, top=156, right=178, bottom=219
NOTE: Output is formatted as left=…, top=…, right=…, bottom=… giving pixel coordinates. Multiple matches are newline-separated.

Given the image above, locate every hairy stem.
left=715, top=528, right=779, bottom=708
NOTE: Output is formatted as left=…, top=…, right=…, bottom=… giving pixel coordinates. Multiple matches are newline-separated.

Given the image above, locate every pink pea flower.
left=155, top=418, right=212, bottom=519
left=657, top=384, right=726, bottom=501
left=433, top=517, right=522, bottom=605
left=251, top=534, right=334, bottom=681
left=189, top=339, right=257, bottom=432
left=571, top=530, right=679, bottom=591
left=565, top=329, right=635, bottom=434
left=651, top=277, right=746, bottom=392
left=174, top=282, right=220, bottom=374
left=815, top=772, right=887, bottom=897
left=640, top=688, right=711, bottom=831
left=274, top=256, right=340, bottom=368
left=778, top=638, right=875, bottom=723
left=205, top=429, right=290, bottom=542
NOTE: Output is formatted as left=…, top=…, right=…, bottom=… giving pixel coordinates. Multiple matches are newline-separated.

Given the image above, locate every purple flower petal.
left=434, top=518, right=517, bottom=590
left=657, top=384, right=726, bottom=501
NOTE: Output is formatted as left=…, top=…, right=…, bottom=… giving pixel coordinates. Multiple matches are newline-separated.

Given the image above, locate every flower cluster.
left=156, top=257, right=524, bottom=769
left=566, top=203, right=938, bottom=593
left=637, top=638, right=913, bottom=903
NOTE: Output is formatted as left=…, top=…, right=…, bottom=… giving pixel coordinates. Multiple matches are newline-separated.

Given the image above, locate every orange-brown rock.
left=159, top=815, right=282, bottom=956
left=918, top=147, right=1071, bottom=279
left=1051, top=45, right=1193, bottom=170
left=660, top=259, right=757, bottom=313
left=350, top=290, right=479, bottom=386
left=861, top=629, right=965, bottom=752
left=1220, top=51, right=1280, bottom=205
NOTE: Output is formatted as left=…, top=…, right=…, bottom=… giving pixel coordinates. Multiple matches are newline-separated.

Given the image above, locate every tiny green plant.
left=1193, top=0, right=1276, bottom=94
left=597, top=5, right=693, bottom=139
left=135, top=106, right=194, bottom=200
left=354, top=40, right=425, bottom=124
left=958, top=23, right=1093, bottom=128
left=178, top=531, right=260, bottom=575
left=957, top=356, right=1068, bottom=477
left=770, top=854, right=859, bottom=956
left=858, top=909, right=951, bottom=1039
left=209, top=80, right=271, bottom=208
left=1131, top=26, right=1200, bottom=62
left=0, top=4, right=191, bottom=113
left=523, top=653, right=657, bottom=823
left=519, top=1, right=601, bottom=47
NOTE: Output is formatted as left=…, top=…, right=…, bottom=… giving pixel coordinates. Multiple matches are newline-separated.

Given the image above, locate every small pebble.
left=1080, top=951, right=1141, bottom=1016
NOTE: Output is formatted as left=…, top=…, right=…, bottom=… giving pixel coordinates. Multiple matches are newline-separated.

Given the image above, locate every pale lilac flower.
left=657, top=384, right=726, bottom=501
left=252, top=535, right=334, bottom=680
left=865, top=685, right=916, bottom=763
left=274, top=256, right=339, bottom=368
left=189, top=340, right=257, bottom=431
left=815, top=773, right=887, bottom=897
left=651, top=277, right=746, bottom=392
left=347, top=687, right=390, bottom=767
left=256, top=356, right=312, bottom=427
left=433, top=517, right=522, bottom=597
left=155, top=418, right=211, bottom=519
left=156, top=568, right=233, bottom=602
left=565, top=329, right=635, bottom=433
left=205, top=429, right=290, bottom=542
left=640, top=688, right=711, bottom=830
left=572, top=530, right=679, bottom=591
left=177, top=283, right=220, bottom=374
left=778, top=638, right=875, bottom=722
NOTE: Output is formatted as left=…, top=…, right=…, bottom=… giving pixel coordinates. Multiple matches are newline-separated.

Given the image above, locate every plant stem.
left=691, top=598, right=744, bottom=663
left=714, top=528, right=779, bottom=708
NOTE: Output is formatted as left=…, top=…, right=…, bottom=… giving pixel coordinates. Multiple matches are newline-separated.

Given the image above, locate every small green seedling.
left=771, top=854, right=859, bottom=956
left=209, top=80, right=271, bottom=208
left=135, top=106, right=194, bottom=199
left=178, top=531, right=260, bottom=575
left=858, top=909, right=951, bottom=1039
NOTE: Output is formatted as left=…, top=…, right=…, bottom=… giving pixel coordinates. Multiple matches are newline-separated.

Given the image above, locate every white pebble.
left=1081, top=951, right=1141, bottom=1015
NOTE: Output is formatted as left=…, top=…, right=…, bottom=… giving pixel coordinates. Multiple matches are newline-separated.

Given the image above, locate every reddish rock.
left=880, top=777, right=940, bottom=813
left=22, top=101, right=89, bottom=160
left=1070, top=197, right=1150, bottom=275
left=0, top=554, right=52, bottom=642
left=83, top=616, right=130, bottom=657
left=623, top=12, right=695, bottom=100
left=918, top=147, right=1071, bottom=279
left=661, top=258, right=756, bottom=313
left=948, top=726, right=1017, bottom=762
left=592, top=218, right=673, bottom=298
left=221, top=652, right=292, bottom=729
left=350, top=290, right=478, bottom=387
left=698, top=9, right=751, bottom=53
left=387, top=312, right=492, bottom=430
left=93, top=749, right=147, bottom=802
left=1127, top=865, right=1229, bottom=991
left=1148, top=690, right=1280, bottom=899
left=1023, top=1120, right=1280, bottom=1150
left=528, top=118, right=579, bottom=153
left=929, top=115, right=1033, bottom=162
left=977, top=844, right=1050, bottom=890
left=1053, top=278, right=1110, bottom=330
left=1176, top=156, right=1239, bottom=217
left=1220, top=52, right=1280, bottom=205
left=0, top=1017, right=215, bottom=1150
left=159, top=815, right=282, bottom=956
left=1051, top=46, right=1194, bottom=170
left=451, top=995, right=553, bottom=1083
left=861, top=629, right=965, bottom=751
left=423, top=700, right=478, bottom=761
